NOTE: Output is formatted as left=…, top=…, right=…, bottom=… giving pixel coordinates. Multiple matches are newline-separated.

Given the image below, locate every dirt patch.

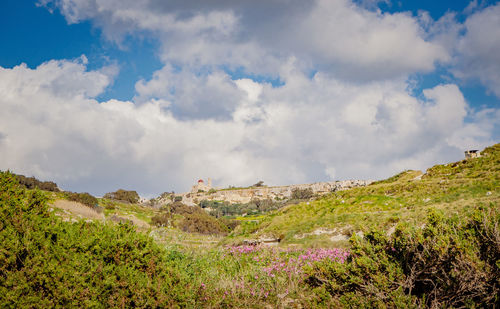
left=51, top=200, right=105, bottom=221
left=295, top=228, right=337, bottom=239
left=330, top=234, right=349, bottom=242
left=122, top=215, right=150, bottom=228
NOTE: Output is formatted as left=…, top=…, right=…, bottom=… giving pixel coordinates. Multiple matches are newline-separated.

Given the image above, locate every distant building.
left=191, top=178, right=212, bottom=193
left=465, top=150, right=481, bottom=159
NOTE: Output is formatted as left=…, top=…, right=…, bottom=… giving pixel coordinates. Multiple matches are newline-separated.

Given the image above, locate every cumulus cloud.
left=39, top=0, right=449, bottom=79
left=3, top=1, right=496, bottom=196
left=134, top=65, right=244, bottom=120
left=1, top=59, right=496, bottom=196
left=454, top=2, right=500, bottom=98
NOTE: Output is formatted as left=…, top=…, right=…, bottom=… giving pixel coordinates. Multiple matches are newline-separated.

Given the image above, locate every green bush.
left=305, top=207, right=500, bottom=307
left=170, top=202, right=203, bottom=215
left=103, top=189, right=140, bottom=203
left=179, top=212, right=228, bottom=235
left=291, top=188, right=314, bottom=199
left=65, top=191, right=101, bottom=212
left=151, top=213, right=170, bottom=227
left=14, top=173, right=59, bottom=192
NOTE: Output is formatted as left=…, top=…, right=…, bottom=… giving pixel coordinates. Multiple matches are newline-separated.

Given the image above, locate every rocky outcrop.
left=176, top=180, right=371, bottom=206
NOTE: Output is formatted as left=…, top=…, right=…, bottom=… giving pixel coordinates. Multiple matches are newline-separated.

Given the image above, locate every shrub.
left=253, top=181, right=265, bottom=187
left=170, top=202, right=203, bottom=215
left=174, top=196, right=183, bottom=202
left=14, top=173, right=59, bottom=192
left=151, top=213, right=170, bottom=227
left=104, top=202, right=116, bottom=210
left=218, top=217, right=240, bottom=231
left=65, top=191, right=100, bottom=211
left=0, top=171, right=192, bottom=307
left=103, top=189, right=140, bottom=203
left=291, top=188, right=314, bottom=199
left=304, top=206, right=500, bottom=308
left=179, top=212, right=227, bottom=235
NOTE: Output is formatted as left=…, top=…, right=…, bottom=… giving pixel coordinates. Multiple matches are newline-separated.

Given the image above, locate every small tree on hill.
left=291, top=188, right=314, bottom=200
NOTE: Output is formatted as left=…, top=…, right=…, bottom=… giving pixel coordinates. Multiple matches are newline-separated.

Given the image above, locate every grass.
left=229, top=144, right=500, bottom=246
left=99, top=198, right=158, bottom=223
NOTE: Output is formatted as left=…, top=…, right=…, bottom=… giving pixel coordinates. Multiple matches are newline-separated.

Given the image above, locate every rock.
left=330, top=234, right=349, bottom=242
left=386, top=226, right=396, bottom=236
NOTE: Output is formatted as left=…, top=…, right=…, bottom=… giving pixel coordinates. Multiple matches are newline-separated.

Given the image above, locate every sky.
left=0, top=0, right=499, bottom=197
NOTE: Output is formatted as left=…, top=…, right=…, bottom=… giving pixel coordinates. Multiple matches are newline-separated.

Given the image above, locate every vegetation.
left=253, top=180, right=265, bottom=187
left=64, top=191, right=101, bottom=211
left=304, top=206, right=499, bottom=307
left=0, top=143, right=498, bottom=307
left=238, top=144, right=499, bottom=243
left=103, top=189, right=140, bottom=204
left=152, top=202, right=237, bottom=235
left=0, top=171, right=189, bottom=307
left=200, top=194, right=314, bottom=218
left=201, top=199, right=283, bottom=217
left=291, top=187, right=314, bottom=199
left=14, top=173, right=59, bottom=192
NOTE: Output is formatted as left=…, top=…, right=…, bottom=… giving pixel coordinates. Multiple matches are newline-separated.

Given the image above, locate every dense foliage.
left=201, top=198, right=302, bottom=218
left=152, top=202, right=236, bottom=235
left=304, top=207, right=500, bottom=307
left=103, top=189, right=140, bottom=203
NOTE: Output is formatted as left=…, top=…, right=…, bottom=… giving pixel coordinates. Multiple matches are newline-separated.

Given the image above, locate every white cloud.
left=454, top=3, right=500, bottom=98
left=134, top=65, right=245, bottom=120
left=40, top=0, right=449, bottom=79
left=2, top=59, right=496, bottom=196
left=3, top=1, right=497, bottom=196
left=293, top=0, right=449, bottom=79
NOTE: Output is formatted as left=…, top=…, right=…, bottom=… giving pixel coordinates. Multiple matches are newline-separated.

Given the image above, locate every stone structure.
left=465, top=150, right=481, bottom=159
left=191, top=178, right=213, bottom=193
left=180, top=179, right=371, bottom=206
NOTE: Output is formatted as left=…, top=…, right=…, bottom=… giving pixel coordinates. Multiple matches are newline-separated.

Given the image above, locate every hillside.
left=0, top=144, right=498, bottom=307
left=230, top=144, right=499, bottom=246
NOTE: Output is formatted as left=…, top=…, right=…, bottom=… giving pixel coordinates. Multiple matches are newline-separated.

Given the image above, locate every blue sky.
left=0, top=0, right=499, bottom=196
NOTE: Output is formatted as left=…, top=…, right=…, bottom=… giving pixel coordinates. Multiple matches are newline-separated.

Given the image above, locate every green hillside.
left=232, top=144, right=499, bottom=245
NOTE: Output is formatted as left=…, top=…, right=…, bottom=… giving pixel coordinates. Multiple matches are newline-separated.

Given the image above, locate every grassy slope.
left=231, top=144, right=499, bottom=245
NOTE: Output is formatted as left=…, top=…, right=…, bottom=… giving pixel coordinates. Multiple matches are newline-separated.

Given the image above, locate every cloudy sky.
left=0, top=0, right=499, bottom=196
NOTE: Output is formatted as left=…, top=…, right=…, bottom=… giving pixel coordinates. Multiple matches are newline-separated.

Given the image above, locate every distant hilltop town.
left=173, top=178, right=372, bottom=206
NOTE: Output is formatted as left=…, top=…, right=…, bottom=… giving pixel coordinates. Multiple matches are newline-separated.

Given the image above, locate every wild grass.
left=231, top=144, right=500, bottom=245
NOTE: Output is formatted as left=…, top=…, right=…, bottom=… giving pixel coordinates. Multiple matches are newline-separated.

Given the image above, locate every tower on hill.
left=191, top=178, right=212, bottom=193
